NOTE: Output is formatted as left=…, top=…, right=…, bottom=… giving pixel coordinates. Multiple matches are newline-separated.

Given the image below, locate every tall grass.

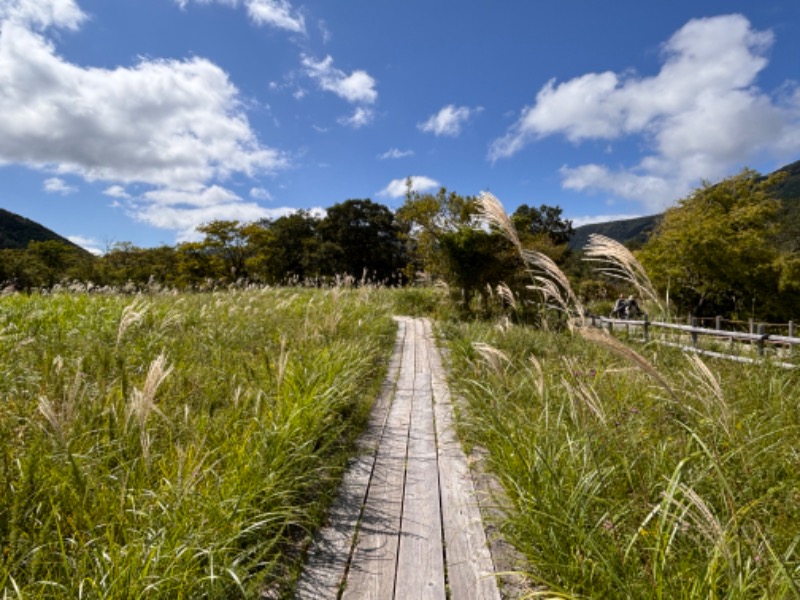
left=441, top=320, right=800, bottom=598
left=0, top=288, right=396, bottom=598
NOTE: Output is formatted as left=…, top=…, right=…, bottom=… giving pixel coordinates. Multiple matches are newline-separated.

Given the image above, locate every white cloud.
left=0, top=0, right=85, bottom=31
left=489, top=14, right=800, bottom=210
left=339, top=106, right=374, bottom=128
left=569, top=213, right=646, bottom=228
left=250, top=186, right=272, bottom=200
left=246, top=0, right=304, bottom=33
left=379, top=148, right=414, bottom=160
left=67, top=235, right=103, bottom=255
left=130, top=184, right=295, bottom=241
left=0, top=3, right=291, bottom=240
left=418, top=105, right=480, bottom=137
left=302, top=55, right=377, bottom=104
left=175, top=0, right=305, bottom=33
left=378, top=175, right=440, bottom=199
left=103, top=185, right=130, bottom=199
left=43, top=176, right=77, bottom=194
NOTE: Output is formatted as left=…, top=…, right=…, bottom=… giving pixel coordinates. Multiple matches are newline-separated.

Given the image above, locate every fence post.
left=757, top=323, right=765, bottom=357
left=643, top=313, right=650, bottom=343
left=715, top=316, right=722, bottom=330
left=789, top=321, right=795, bottom=338
left=691, top=316, right=698, bottom=346
left=749, top=318, right=755, bottom=335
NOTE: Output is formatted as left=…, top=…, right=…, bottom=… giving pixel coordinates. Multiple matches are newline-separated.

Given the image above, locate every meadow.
left=0, top=287, right=398, bottom=598
left=441, top=319, right=800, bottom=599
left=2, top=284, right=798, bottom=599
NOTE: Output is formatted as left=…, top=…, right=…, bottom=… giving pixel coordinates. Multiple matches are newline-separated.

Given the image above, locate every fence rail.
left=588, top=314, right=799, bottom=368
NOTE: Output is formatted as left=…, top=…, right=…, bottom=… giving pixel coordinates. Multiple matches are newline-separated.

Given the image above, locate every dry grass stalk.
left=476, top=191, right=523, bottom=254
left=578, top=326, right=678, bottom=401
left=528, top=354, right=545, bottom=397
left=583, top=233, right=662, bottom=310
left=684, top=354, right=731, bottom=435
left=38, top=396, right=66, bottom=445
left=562, top=357, right=607, bottom=425
left=127, top=354, right=173, bottom=430
left=473, top=342, right=510, bottom=378
left=477, top=192, right=585, bottom=325
left=673, top=483, right=731, bottom=563
left=117, top=298, right=149, bottom=345
left=496, top=282, right=518, bottom=312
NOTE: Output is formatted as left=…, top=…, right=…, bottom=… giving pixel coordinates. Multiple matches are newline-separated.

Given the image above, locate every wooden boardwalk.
left=295, top=317, right=501, bottom=599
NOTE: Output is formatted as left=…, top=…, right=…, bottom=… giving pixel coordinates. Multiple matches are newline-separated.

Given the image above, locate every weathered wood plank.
left=295, top=320, right=407, bottom=599
left=394, top=371, right=446, bottom=599
left=297, top=316, right=503, bottom=599
left=341, top=321, right=416, bottom=599
left=424, top=319, right=502, bottom=600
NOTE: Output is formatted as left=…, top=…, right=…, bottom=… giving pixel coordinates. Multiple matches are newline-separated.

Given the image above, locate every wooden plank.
left=342, top=320, right=416, bottom=599
left=424, top=319, right=502, bottom=600
left=295, top=320, right=407, bottom=599
left=395, top=370, right=446, bottom=599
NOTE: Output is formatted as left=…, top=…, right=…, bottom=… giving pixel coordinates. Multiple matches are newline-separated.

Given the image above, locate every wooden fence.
left=589, top=314, right=799, bottom=368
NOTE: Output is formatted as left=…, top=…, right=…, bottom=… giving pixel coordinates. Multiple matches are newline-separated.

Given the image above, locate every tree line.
left=1, top=170, right=798, bottom=321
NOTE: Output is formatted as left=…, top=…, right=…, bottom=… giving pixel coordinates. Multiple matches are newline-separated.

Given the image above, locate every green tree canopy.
left=639, top=168, right=797, bottom=320
left=319, top=199, right=406, bottom=282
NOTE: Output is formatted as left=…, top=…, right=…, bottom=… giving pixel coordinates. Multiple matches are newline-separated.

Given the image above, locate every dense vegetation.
left=442, top=319, right=800, bottom=598
left=2, top=162, right=798, bottom=322
left=0, top=288, right=398, bottom=597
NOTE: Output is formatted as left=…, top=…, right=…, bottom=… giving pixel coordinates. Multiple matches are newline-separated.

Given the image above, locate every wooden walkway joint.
left=296, top=317, right=501, bottom=599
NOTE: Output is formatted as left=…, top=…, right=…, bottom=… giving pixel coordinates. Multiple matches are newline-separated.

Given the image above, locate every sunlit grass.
left=0, top=288, right=396, bottom=598
left=441, top=319, right=800, bottom=599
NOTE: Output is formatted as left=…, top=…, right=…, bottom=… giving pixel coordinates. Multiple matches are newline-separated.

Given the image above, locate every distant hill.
left=0, top=207, right=87, bottom=253
left=570, top=159, right=800, bottom=250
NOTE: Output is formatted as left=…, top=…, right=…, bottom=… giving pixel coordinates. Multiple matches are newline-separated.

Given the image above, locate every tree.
left=512, top=203, right=575, bottom=247
left=639, top=169, right=795, bottom=320
left=25, top=240, right=91, bottom=287
left=196, top=220, right=250, bottom=281
left=319, top=199, right=406, bottom=282
left=396, top=186, right=521, bottom=309
left=245, top=211, right=325, bottom=283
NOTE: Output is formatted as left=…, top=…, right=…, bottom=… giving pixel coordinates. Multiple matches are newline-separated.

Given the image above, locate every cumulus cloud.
left=0, top=1, right=290, bottom=240
left=339, top=106, right=374, bottom=128
left=378, top=175, right=440, bottom=199
left=489, top=14, right=800, bottom=210
left=418, top=105, right=480, bottom=137
left=43, top=176, right=77, bottom=194
left=246, top=0, right=305, bottom=33
left=175, top=0, right=305, bottom=33
left=0, top=0, right=85, bottom=31
left=126, top=184, right=293, bottom=240
left=302, top=54, right=377, bottom=104
left=379, top=148, right=414, bottom=160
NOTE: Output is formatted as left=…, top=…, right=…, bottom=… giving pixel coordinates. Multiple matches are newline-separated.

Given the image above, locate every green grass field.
left=2, top=287, right=798, bottom=598
left=441, top=319, right=800, bottom=599
left=0, top=288, right=397, bottom=598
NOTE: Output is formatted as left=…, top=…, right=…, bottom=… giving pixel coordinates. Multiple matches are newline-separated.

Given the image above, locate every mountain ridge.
left=0, top=207, right=88, bottom=253
left=570, top=159, right=800, bottom=249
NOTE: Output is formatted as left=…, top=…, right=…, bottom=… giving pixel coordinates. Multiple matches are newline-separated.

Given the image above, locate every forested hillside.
left=0, top=208, right=87, bottom=252
left=571, top=159, right=800, bottom=249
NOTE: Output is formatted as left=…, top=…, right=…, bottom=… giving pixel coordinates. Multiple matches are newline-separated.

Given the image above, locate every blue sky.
left=1, top=0, right=799, bottom=253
